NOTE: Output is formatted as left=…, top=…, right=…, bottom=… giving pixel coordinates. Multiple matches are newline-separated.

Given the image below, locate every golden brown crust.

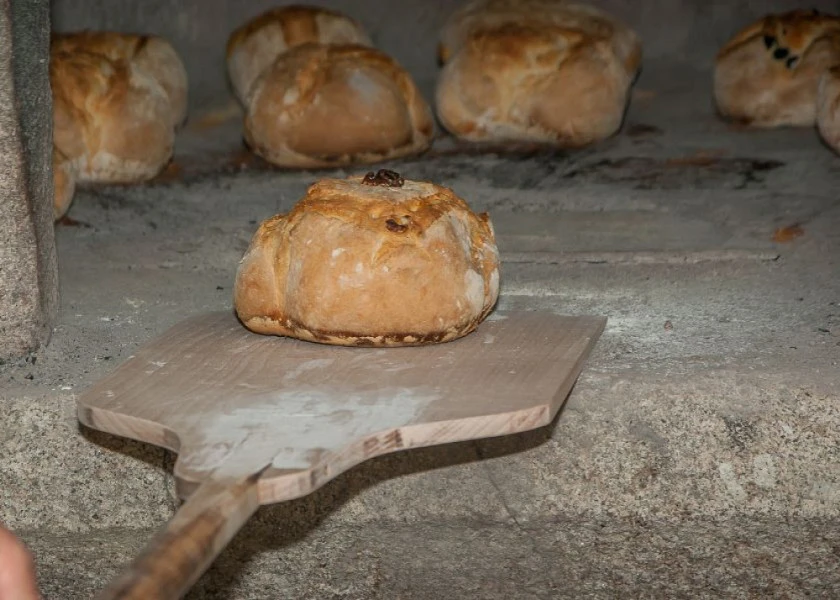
left=226, top=5, right=364, bottom=57
left=234, top=172, right=500, bottom=346
left=48, top=30, right=187, bottom=219
left=244, top=43, right=433, bottom=168
left=817, top=65, right=840, bottom=153
left=435, top=0, right=641, bottom=146
left=50, top=48, right=174, bottom=184
left=439, top=0, right=640, bottom=69
left=52, top=31, right=188, bottom=127
left=226, top=5, right=372, bottom=104
left=714, top=10, right=840, bottom=127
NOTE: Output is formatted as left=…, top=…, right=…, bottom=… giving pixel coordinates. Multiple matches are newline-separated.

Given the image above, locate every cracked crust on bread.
left=49, top=31, right=187, bottom=219
left=234, top=172, right=500, bottom=347
left=244, top=43, right=433, bottom=169
left=226, top=5, right=372, bottom=105
left=52, top=31, right=188, bottom=128
left=435, top=0, right=642, bottom=146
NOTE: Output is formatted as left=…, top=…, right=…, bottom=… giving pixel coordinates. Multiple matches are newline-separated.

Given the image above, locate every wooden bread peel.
left=77, top=309, right=606, bottom=599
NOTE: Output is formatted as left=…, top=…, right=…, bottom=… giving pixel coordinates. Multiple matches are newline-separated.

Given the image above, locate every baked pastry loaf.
left=49, top=32, right=187, bottom=219
left=234, top=170, right=500, bottom=346
left=244, top=43, right=434, bottom=168
left=817, top=65, right=840, bottom=153
left=435, top=0, right=642, bottom=146
left=714, top=10, right=840, bottom=127
left=226, top=6, right=372, bottom=105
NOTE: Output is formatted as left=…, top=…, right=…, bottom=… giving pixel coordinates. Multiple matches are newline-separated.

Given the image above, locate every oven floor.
left=2, top=62, right=839, bottom=598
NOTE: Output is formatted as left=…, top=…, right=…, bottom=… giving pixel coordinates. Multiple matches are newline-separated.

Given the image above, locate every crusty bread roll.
left=226, top=5, right=372, bottom=105
left=243, top=43, right=434, bottom=168
left=52, top=31, right=188, bottom=128
left=714, top=10, right=840, bottom=127
left=234, top=170, right=500, bottom=346
left=50, top=50, right=174, bottom=188
left=49, top=32, right=188, bottom=220
left=435, top=0, right=642, bottom=147
left=817, top=65, right=840, bottom=153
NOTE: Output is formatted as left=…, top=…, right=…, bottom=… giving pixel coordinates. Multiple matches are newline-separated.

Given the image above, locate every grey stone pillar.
left=0, top=0, right=58, bottom=361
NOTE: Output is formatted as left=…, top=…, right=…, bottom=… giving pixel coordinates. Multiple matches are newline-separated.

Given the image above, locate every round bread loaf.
left=435, top=0, right=642, bottom=147
left=817, top=65, right=840, bottom=153
left=227, top=5, right=372, bottom=105
left=714, top=10, right=840, bottom=127
left=234, top=170, right=500, bottom=347
left=243, top=43, right=434, bottom=168
left=50, top=32, right=187, bottom=219
left=49, top=51, right=176, bottom=176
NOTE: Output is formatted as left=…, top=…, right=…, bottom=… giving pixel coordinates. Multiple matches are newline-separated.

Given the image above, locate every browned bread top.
left=50, top=49, right=131, bottom=162
left=283, top=173, right=496, bottom=255
left=50, top=47, right=175, bottom=182
left=226, top=5, right=372, bottom=103
left=226, top=5, right=370, bottom=57
left=434, top=0, right=642, bottom=146
left=439, top=0, right=641, bottom=74
left=717, top=9, right=840, bottom=69
left=713, top=10, right=840, bottom=127
left=51, top=30, right=188, bottom=127
left=234, top=171, right=500, bottom=346
left=53, top=30, right=152, bottom=59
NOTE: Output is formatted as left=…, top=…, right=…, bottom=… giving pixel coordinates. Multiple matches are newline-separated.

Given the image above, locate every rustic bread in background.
left=234, top=170, right=500, bottom=347
left=435, top=0, right=642, bottom=147
left=817, top=65, right=840, bottom=153
left=50, top=49, right=175, bottom=213
left=52, top=31, right=188, bottom=128
left=244, top=43, right=434, bottom=168
left=714, top=10, right=840, bottom=128
left=226, top=5, right=372, bottom=105
left=49, top=32, right=188, bottom=220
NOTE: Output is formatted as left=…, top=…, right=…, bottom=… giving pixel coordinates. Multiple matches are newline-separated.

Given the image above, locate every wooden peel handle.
left=96, top=471, right=264, bottom=600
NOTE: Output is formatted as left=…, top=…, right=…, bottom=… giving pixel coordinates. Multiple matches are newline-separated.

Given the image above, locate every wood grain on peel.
left=77, top=310, right=606, bottom=504
left=95, top=471, right=265, bottom=600
left=80, top=308, right=604, bottom=598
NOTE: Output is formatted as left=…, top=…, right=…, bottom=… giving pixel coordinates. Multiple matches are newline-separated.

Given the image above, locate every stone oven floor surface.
left=2, top=63, right=839, bottom=598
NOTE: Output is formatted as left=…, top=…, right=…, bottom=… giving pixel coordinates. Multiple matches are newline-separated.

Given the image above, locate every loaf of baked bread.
left=50, top=32, right=188, bottom=219
left=714, top=10, right=840, bottom=127
left=817, top=65, right=840, bottom=153
left=226, top=5, right=372, bottom=105
left=435, top=0, right=642, bottom=146
left=243, top=43, right=434, bottom=168
left=234, top=170, right=500, bottom=346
